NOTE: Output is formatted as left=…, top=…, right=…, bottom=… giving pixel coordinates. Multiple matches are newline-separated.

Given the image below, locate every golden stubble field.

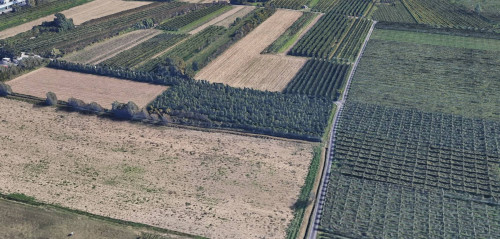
left=0, top=98, right=314, bottom=239
left=8, top=67, right=167, bottom=108
left=0, top=0, right=152, bottom=39
left=195, top=9, right=308, bottom=92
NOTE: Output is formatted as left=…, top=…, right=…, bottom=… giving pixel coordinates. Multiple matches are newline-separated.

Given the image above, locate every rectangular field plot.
left=195, top=10, right=307, bottom=92
left=8, top=68, right=167, bottom=108
left=319, top=173, right=500, bottom=238
left=334, top=102, right=500, bottom=198
left=350, top=30, right=500, bottom=120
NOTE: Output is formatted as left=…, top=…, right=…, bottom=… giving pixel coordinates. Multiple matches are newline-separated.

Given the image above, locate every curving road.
left=306, top=20, right=377, bottom=239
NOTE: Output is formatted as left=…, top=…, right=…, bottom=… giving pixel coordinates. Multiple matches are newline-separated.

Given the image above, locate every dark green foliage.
left=6, top=193, right=37, bottom=204
left=157, top=4, right=229, bottom=31
left=32, top=13, right=75, bottom=33
left=45, top=91, right=57, bottom=106
left=67, top=97, right=87, bottom=110
left=0, top=2, right=197, bottom=57
left=0, top=57, right=48, bottom=81
left=149, top=81, right=334, bottom=141
left=284, top=59, right=349, bottom=100
left=100, top=33, right=187, bottom=69
left=48, top=60, right=185, bottom=85
left=0, top=0, right=92, bottom=32
left=312, top=0, right=373, bottom=16
left=376, top=21, right=500, bottom=39
left=289, top=12, right=352, bottom=59
left=0, top=82, right=13, bottom=96
left=289, top=13, right=371, bottom=62
left=111, top=101, right=140, bottom=119
left=372, top=1, right=417, bottom=23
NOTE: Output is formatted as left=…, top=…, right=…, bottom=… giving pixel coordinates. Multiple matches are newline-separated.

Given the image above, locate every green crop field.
left=349, top=30, right=500, bottom=120
left=372, top=1, right=417, bottom=23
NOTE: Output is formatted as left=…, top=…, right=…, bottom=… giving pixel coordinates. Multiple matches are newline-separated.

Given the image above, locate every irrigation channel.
left=306, top=20, right=377, bottom=239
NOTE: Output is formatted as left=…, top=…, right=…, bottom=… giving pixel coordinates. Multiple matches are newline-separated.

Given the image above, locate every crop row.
left=319, top=173, right=500, bottom=238
left=288, top=12, right=351, bottom=59
left=1, top=2, right=199, bottom=56
left=284, top=59, right=349, bottom=100
left=332, top=102, right=500, bottom=198
left=99, top=33, right=187, bottom=69
left=157, top=4, right=229, bottom=31
left=331, top=18, right=372, bottom=62
left=312, top=0, right=373, bottom=16
left=138, top=26, right=226, bottom=72
left=372, top=1, right=417, bottom=23
left=270, top=0, right=309, bottom=10
left=401, top=0, right=491, bottom=29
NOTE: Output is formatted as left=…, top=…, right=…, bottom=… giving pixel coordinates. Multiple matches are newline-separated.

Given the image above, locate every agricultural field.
left=271, top=0, right=309, bottom=10
left=195, top=10, right=308, bottom=91
left=0, top=2, right=195, bottom=56
left=262, top=12, right=319, bottom=54
left=289, top=12, right=373, bottom=62
left=63, top=29, right=162, bottom=65
left=401, top=0, right=492, bottom=28
left=372, top=1, right=417, bottom=23
left=100, top=33, right=187, bottom=69
left=449, top=0, right=500, bottom=22
left=319, top=173, right=500, bottom=238
left=312, top=0, right=374, bottom=16
left=0, top=199, right=194, bottom=239
left=350, top=29, right=500, bottom=120
left=212, top=5, right=255, bottom=28
left=284, top=59, right=349, bottom=100
left=0, top=97, right=315, bottom=239
left=7, top=68, right=167, bottom=108
left=0, top=0, right=151, bottom=39
left=157, top=4, right=231, bottom=32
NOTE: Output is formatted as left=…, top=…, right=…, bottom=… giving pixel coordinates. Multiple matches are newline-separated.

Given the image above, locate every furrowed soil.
left=0, top=97, right=314, bottom=239
left=195, top=9, right=307, bottom=92
left=63, top=29, right=162, bottom=64
left=0, top=0, right=151, bottom=39
left=8, top=68, right=167, bottom=108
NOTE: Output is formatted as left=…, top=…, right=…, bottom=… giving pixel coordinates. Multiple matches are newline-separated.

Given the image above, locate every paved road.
left=306, top=20, right=377, bottom=239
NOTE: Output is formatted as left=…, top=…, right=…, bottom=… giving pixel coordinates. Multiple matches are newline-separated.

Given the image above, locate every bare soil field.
left=63, top=29, right=162, bottom=64
left=189, top=5, right=244, bottom=34
left=195, top=10, right=307, bottom=92
left=214, top=6, right=255, bottom=28
left=8, top=68, right=167, bottom=108
left=0, top=97, right=314, bottom=239
left=0, top=0, right=151, bottom=39
left=0, top=199, right=192, bottom=239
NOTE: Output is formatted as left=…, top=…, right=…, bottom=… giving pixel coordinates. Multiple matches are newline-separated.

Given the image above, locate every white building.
left=0, top=0, right=28, bottom=14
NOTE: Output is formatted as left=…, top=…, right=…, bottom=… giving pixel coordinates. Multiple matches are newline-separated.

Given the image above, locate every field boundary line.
left=306, top=20, right=376, bottom=239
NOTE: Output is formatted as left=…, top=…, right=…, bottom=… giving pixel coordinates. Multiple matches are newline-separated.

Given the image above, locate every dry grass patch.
left=8, top=68, right=167, bottom=108
left=0, top=0, right=151, bottom=39
left=195, top=9, right=307, bottom=92
left=0, top=97, right=314, bottom=239
left=63, top=29, right=162, bottom=64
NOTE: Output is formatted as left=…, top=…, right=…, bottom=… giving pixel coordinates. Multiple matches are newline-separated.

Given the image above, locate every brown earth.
left=0, top=0, right=151, bottom=39
left=195, top=9, right=307, bottom=92
left=8, top=68, right=167, bottom=108
left=0, top=97, right=315, bottom=239
left=63, top=29, right=162, bottom=64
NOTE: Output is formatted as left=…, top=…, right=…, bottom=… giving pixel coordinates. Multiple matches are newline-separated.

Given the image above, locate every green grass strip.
left=372, top=29, right=500, bottom=51
left=0, top=0, right=94, bottom=32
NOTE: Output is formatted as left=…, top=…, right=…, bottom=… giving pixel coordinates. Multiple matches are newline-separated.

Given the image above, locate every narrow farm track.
left=306, top=20, right=376, bottom=239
